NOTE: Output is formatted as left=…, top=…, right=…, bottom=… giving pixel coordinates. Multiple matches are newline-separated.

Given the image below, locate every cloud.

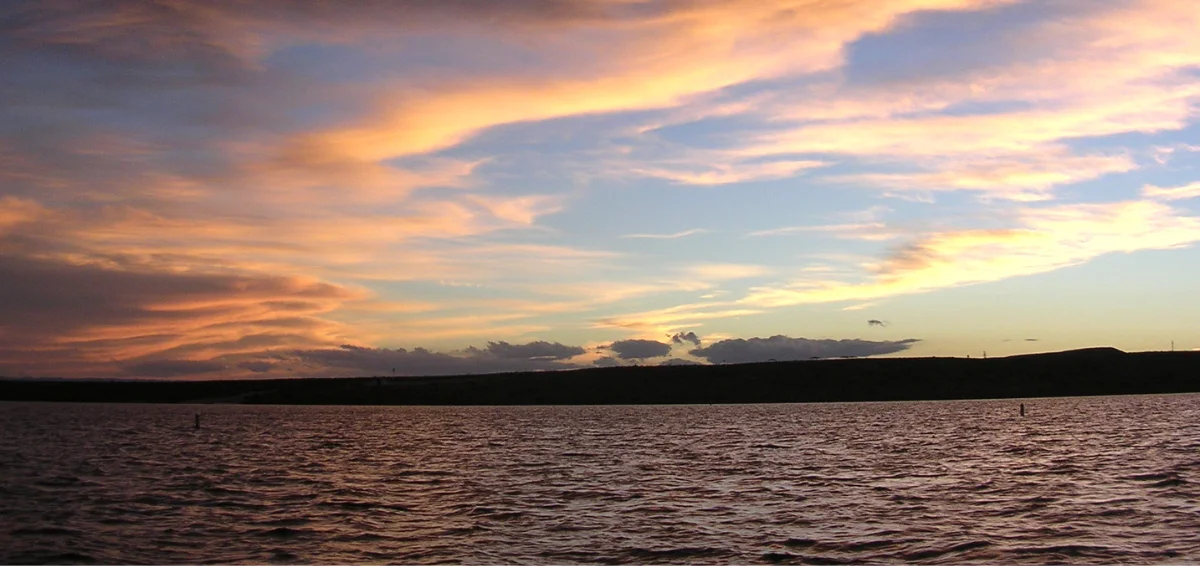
left=592, top=357, right=622, bottom=368
left=608, top=339, right=672, bottom=360
left=688, top=335, right=919, bottom=363
left=595, top=302, right=764, bottom=335
left=3, top=0, right=1199, bottom=376
left=0, top=254, right=363, bottom=377
left=284, top=342, right=581, bottom=377
left=837, top=152, right=1137, bottom=201
left=682, top=263, right=772, bottom=281
left=659, top=358, right=701, bottom=366
left=284, top=0, right=1019, bottom=163
left=482, top=340, right=585, bottom=360
left=699, top=0, right=1200, bottom=201
left=1143, top=181, right=1200, bottom=201
left=621, top=229, right=707, bottom=240
left=125, top=359, right=227, bottom=378
left=747, top=222, right=897, bottom=240
left=670, top=331, right=701, bottom=346
left=237, top=361, right=276, bottom=373
left=742, top=200, right=1200, bottom=308
left=632, top=159, right=826, bottom=186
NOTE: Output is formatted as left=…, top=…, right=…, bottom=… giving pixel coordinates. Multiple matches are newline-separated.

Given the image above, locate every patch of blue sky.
left=923, top=99, right=1036, bottom=118
left=644, top=115, right=785, bottom=151
left=1052, top=170, right=1160, bottom=205
left=540, top=176, right=867, bottom=242
left=842, top=0, right=1083, bottom=87
left=712, top=72, right=840, bottom=101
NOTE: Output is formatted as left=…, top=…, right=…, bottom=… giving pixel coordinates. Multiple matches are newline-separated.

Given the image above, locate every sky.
left=1, top=0, right=1198, bottom=379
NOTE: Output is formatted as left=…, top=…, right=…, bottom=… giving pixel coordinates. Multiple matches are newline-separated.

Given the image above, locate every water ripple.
left=1, top=394, right=1198, bottom=563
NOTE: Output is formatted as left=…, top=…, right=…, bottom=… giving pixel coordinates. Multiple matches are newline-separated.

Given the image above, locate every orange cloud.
left=0, top=255, right=367, bottom=377
left=593, top=298, right=765, bottom=336
left=288, top=0, right=1017, bottom=163
left=0, top=197, right=44, bottom=235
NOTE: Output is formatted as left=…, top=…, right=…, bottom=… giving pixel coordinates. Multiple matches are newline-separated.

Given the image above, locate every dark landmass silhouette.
left=2, top=348, right=1198, bottom=405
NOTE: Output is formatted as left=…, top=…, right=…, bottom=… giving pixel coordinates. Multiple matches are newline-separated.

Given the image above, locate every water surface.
left=2, top=395, right=1198, bottom=563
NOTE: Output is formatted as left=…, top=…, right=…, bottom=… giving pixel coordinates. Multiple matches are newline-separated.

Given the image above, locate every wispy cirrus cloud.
left=1143, top=181, right=1200, bottom=202
left=747, top=222, right=897, bottom=240
left=631, top=159, right=826, bottom=186
left=621, top=228, right=707, bottom=240
left=741, top=200, right=1200, bottom=308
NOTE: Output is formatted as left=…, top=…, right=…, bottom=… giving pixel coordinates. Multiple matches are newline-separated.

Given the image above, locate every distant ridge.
left=1004, top=346, right=1127, bottom=359
left=2, top=348, right=1198, bottom=405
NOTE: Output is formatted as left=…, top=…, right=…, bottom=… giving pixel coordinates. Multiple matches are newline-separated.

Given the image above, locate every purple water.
left=2, top=394, right=1198, bottom=563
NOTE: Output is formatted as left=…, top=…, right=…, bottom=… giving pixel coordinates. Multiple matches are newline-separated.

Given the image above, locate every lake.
left=2, top=395, right=1198, bottom=563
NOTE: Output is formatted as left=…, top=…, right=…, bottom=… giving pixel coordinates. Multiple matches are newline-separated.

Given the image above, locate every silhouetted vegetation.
left=2, top=348, right=1197, bottom=405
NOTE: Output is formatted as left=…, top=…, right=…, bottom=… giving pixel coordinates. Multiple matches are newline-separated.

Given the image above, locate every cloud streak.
left=1143, top=182, right=1200, bottom=202
left=621, top=229, right=707, bottom=240
left=0, top=254, right=363, bottom=377
left=742, top=200, right=1200, bottom=308
left=689, top=336, right=919, bottom=363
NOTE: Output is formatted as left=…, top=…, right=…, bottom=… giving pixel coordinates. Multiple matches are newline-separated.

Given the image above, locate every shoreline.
left=3, top=347, right=1198, bottom=406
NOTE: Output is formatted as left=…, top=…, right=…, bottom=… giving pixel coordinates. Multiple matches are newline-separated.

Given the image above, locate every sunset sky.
left=2, top=0, right=1198, bottom=378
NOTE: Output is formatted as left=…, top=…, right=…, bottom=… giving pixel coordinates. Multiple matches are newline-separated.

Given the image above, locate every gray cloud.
left=0, top=0, right=611, bottom=71
left=608, top=339, right=673, bottom=360
left=124, top=359, right=227, bottom=378
left=237, top=361, right=276, bottom=373
left=482, top=340, right=585, bottom=360
left=669, top=331, right=701, bottom=346
left=688, top=335, right=919, bottom=363
left=283, top=343, right=580, bottom=377
left=658, top=358, right=701, bottom=366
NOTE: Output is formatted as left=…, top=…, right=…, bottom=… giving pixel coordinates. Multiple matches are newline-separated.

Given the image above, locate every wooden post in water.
left=195, top=413, right=200, bottom=429
left=1019, top=403, right=1025, bottom=417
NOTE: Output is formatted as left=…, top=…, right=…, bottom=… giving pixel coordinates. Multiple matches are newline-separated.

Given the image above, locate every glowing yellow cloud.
left=683, top=263, right=772, bottom=281
left=1143, top=181, right=1200, bottom=201
left=741, top=200, right=1200, bottom=307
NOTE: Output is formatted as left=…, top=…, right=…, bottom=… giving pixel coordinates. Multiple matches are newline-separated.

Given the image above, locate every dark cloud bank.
left=688, top=335, right=919, bottom=364
left=608, top=339, right=673, bottom=360
left=125, top=335, right=918, bottom=379
left=238, top=341, right=586, bottom=379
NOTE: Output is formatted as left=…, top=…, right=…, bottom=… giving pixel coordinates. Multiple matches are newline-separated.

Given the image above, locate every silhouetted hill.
left=1, top=348, right=1198, bottom=405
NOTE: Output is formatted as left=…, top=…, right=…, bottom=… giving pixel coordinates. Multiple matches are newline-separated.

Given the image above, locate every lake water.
left=2, top=395, right=1198, bottom=564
